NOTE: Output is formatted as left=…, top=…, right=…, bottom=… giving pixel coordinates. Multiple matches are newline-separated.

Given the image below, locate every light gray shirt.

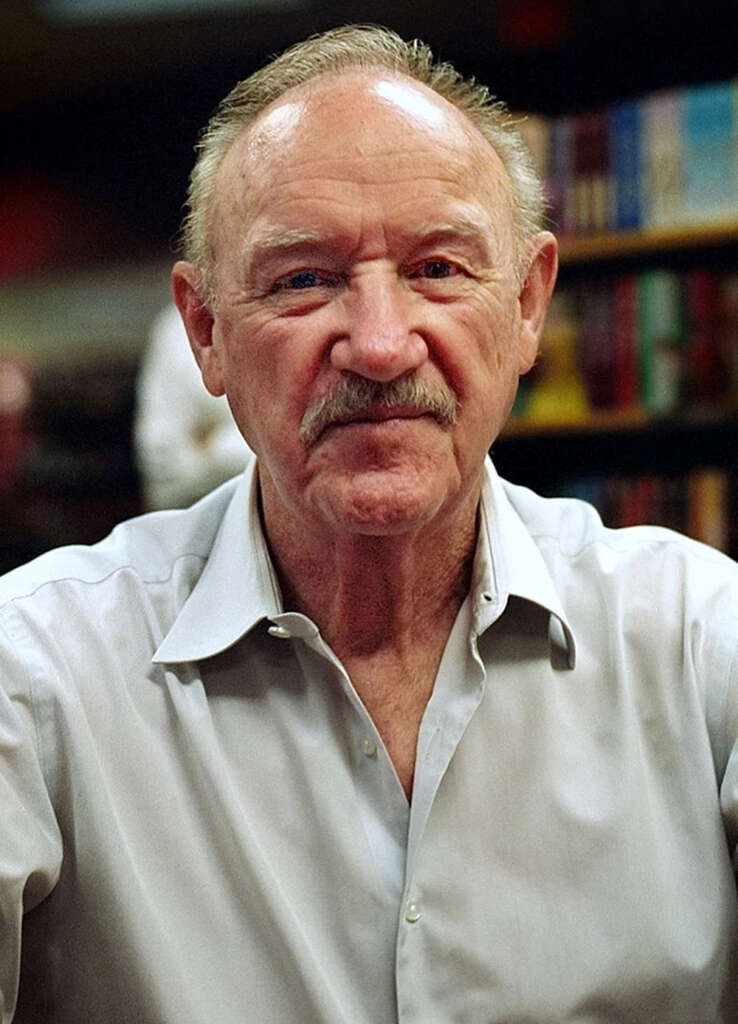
left=2, top=458, right=737, bottom=1023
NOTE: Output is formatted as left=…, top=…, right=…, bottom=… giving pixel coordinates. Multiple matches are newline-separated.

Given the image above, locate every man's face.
left=178, top=71, right=555, bottom=539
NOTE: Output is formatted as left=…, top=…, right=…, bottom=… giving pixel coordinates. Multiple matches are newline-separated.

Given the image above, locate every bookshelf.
left=505, top=83, right=738, bottom=557
left=557, top=221, right=738, bottom=266
left=501, top=238, right=738, bottom=555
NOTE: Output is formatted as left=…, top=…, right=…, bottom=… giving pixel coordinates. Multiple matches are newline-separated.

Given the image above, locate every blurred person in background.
left=135, top=303, right=251, bottom=508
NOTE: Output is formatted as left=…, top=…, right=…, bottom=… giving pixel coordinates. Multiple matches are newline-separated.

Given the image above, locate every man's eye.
left=410, top=260, right=458, bottom=280
left=274, top=270, right=338, bottom=291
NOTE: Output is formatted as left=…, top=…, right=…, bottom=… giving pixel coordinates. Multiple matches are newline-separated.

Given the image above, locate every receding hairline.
left=209, top=67, right=517, bottom=243
left=181, top=24, right=547, bottom=295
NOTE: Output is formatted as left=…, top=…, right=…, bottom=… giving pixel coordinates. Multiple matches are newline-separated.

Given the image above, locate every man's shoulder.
left=500, top=476, right=738, bottom=589
left=0, top=478, right=240, bottom=615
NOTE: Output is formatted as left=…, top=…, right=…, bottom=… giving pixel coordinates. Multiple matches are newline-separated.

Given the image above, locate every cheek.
left=437, top=293, right=518, bottom=395
left=219, top=314, right=322, bottom=447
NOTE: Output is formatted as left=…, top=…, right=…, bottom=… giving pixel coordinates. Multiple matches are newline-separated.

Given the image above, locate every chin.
left=314, top=469, right=454, bottom=536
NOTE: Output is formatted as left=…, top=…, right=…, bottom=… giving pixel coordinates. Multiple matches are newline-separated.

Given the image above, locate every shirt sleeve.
left=0, top=614, right=62, bottom=1024
left=694, top=556, right=738, bottom=868
left=719, top=643, right=738, bottom=865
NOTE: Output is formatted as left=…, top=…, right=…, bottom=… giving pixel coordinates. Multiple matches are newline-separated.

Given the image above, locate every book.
left=641, top=90, right=685, bottom=228
left=525, top=296, right=591, bottom=425
left=683, top=269, right=726, bottom=410
left=549, top=115, right=576, bottom=235
left=683, top=82, right=738, bottom=225
left=687, top=467, right=730, bottom=551
left=610, top=99, right=643, bottom=230
left=638, top=270, right=684, bottom=414
left=716, top=272, right=738, bottom=410
left=573, top=109, right=612, bottom=234
left=578, top=281, right=618, bottom=409
left=613, top=275, right=640, bottom=410
left=538, top=77, right=738, bottom=238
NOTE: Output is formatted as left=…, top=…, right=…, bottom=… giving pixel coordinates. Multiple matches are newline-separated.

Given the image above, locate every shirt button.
left=405, top=899, right=422, bottom=923
left=267, top=625, right=292, bottom=639
left=360, top=738, right=377, bottom=757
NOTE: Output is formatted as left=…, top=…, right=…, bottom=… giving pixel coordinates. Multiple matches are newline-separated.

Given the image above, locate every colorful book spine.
left=683, top=82, right=738, bottom=225
left=522, top=267, right=738, bottom=424
left=572, top=109, right=613, bottom=234
left=638, top=270, right=684, bottom=414
left=641, top=90, right=685, bottom=228
left=683, top=269, right=725, bottom=409
left=687, top=468, right=731, bottom=552
left=610, top=100, right=643, bottom=230
left=537, top=77, right=738, bottom=237
left=613, top=275, right=640, bottom=410
left=549, top=115, right=576, bottom=235
left=578, top=281, right=617, bottom=409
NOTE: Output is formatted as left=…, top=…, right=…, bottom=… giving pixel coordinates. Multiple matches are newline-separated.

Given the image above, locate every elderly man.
left=2, top=25, right=737, bottom=1024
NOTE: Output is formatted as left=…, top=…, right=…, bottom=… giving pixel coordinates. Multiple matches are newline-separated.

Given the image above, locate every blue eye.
left=286, top=271, right=319, bottom=289
left=275, top=270, right=338, bottom=291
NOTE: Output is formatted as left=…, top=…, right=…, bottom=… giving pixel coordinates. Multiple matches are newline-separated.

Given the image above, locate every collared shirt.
left=1, top=457, right=737, bottom=1023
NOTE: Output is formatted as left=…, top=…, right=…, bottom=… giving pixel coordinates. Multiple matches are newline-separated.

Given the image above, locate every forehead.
left=211, top=71, right=514, bottom=250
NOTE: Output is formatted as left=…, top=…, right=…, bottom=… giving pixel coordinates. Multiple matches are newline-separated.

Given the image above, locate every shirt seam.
left=713, top=624, right=738, bottom=782
left=0, top=610, right=51, bottom=789
left=0, top=550, right=209, bottom=610
left=529, top=528, right=729, bottom=566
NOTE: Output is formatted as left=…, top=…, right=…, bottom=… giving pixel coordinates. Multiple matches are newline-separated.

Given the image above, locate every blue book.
left=683, top=82, right=737, bottom=223
left=610, top=100, right=643, bottom=231
left=549, top=115, right=575, bottom=235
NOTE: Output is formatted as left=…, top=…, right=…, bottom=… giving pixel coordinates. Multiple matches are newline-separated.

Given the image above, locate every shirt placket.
left=283, top=617, right=411, bottom=908
left=395, top=596, right=491, bottom=1023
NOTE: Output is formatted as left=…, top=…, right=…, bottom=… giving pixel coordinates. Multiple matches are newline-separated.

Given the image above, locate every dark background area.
left=3, top=0, right=738, bottom=272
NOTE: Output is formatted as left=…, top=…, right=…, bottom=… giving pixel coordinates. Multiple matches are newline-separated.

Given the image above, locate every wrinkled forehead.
left=208, top=70, right=516, bottom=265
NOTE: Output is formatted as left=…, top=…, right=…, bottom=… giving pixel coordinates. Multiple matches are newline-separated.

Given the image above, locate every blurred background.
left=1, top=0, right=737, bottom=572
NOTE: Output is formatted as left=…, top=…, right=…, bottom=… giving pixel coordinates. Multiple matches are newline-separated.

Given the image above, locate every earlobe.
left=517, top=232, right=559, bottom=373
left=171, top=261, right=226, bottom=397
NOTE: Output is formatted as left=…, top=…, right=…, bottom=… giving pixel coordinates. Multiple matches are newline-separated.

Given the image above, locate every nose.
left=329, top=270, right=428, bottom=382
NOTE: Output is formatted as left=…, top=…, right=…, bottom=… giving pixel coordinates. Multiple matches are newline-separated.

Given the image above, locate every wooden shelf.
left=503, top=409, right=650, bottom=438
left=494, top=412, right=738, bottom=491
left=503, top=408, right=738, bottom=440
left=557, top=222, right=738, bottom=266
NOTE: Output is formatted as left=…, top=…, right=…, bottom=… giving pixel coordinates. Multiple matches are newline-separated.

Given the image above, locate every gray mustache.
left=299, top=375, right=459, bottom=447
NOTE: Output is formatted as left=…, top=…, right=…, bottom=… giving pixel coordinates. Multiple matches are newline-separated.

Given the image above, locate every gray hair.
left=181, top=24, right=546, bottom=296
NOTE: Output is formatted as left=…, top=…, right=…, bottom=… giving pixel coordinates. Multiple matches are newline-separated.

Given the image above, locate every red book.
left=684, top=269, right=725, bottom=409
left=573, top=110, right=612, bottom=234
left=613, top=275, right=640, bottom=410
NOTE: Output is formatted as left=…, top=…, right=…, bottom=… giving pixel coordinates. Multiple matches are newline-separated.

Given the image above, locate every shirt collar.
left=153, top=460, right=282, bottom=664
left=154, top=456, right=576, bottom=669
left=472, top=459, right=576, bottom=668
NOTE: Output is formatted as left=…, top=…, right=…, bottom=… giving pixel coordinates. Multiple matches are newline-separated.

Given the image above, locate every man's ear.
left=172, top=260, right=226, bottom=397
left=517, top=231, right=559, bottom=374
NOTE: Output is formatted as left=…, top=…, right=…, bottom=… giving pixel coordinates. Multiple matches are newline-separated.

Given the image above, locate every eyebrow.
left=247, top=226, right=325, bottom=254
left=243, top=214, right=494, bottom=271
left=243, top=227, right=325, bottom=271
left=409, top=218, right=493, bottom=257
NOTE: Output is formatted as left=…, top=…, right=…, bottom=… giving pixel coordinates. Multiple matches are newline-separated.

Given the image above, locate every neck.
left=258, top=473, right=480, bottom=798
left=260, top=486, right=478, bottom=662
